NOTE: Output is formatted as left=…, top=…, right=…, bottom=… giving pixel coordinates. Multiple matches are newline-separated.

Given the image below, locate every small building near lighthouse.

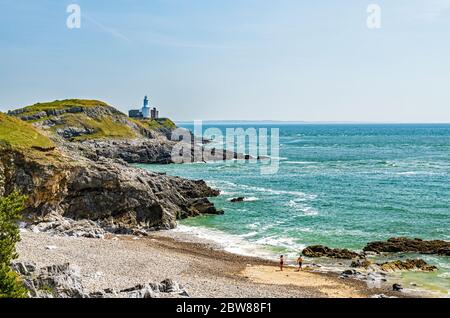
left=129, top=95, right=159, bottom=119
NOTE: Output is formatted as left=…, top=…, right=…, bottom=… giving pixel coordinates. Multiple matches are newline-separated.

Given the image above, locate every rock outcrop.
left=28, top=213, right=107, bottom=239
left=376, top=259, right=437, bottom=272
left=13, top=262, right=86, bottom=298
left=302, top=245, right=360, bottom=259
left=1, top=99, right=252, bottom=233
left=364, top=237, right=450, bottom=256
left=13, top=262, right=189, bottom=298
left=0, top=145, right=222, bottom=232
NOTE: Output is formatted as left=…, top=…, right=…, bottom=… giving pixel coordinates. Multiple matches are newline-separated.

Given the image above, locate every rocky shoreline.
left=16, top=229, right=409, bottom=298
left=15, top=214, right=446, bottom=298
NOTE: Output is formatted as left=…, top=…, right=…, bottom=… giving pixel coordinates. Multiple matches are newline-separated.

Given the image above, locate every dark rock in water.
left=377, top=259, right=438, bottom=272
left=393, top=283, right=403, bottom=292
left=364, top=237, right=450, bottom=256
left=14, top=262, right=189, bottom=298
left=302, top=245, right=360, bottom=259
left=230, top=197, right=245, bottom=203
left=188, top=198, right=224, bottom=216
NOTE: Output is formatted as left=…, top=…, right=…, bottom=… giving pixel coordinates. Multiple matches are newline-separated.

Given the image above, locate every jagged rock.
left=188, top=198, right=224, bottom=216
left=13, top=262, right=86, bottom=298
left=230, top=197, right=245, bottom=203
left=56, top=127, right=96, bottom=139
left=377, top=259, right=438, bottom=272
left=14, top=262, right=189, bottom=298
left=29, top=213, right=106, bottom=238
left=364, top=237, right=450, bottom=256
left=302, top=245, right=360, bottom=259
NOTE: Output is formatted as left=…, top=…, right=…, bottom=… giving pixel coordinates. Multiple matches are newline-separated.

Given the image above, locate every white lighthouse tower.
left=141, top=95, right=150, bottom=119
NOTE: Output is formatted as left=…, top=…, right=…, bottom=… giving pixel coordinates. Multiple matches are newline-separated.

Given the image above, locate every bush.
left=0, top=191, right=28, bottom=298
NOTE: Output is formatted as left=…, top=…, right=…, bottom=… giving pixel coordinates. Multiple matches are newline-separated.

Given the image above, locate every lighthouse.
left=141, top=95, right=150, bottom=119
left=128, top=95, right=160, bottom=119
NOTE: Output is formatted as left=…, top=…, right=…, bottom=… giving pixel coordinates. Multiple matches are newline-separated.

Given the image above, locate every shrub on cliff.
left=0, top=191, right=28, bottom=298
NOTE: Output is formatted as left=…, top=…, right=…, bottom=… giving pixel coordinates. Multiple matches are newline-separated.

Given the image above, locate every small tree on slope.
left=0, top=191, right=27, bottom=298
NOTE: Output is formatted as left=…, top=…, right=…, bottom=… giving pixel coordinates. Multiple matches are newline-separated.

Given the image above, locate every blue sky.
left=1, top=0, right=450, bottom=122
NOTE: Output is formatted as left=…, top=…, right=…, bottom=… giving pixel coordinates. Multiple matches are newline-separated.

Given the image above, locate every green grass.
left=8, top=99, right=176, bottom=142
left=144, top=118, right=177, bottom=130
left=51, top=113, right=136, bottom=141
left=14, top=99, right=109, bottom=118
left=0, top=112, right=54, bottom=150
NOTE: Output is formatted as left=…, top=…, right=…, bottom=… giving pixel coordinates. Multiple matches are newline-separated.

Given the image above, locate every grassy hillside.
left=50, top=113, right=136, bottom=141
left=0, top=112, right=54, bottom=150
left=9, top=99, right=177, bottom=142
left=14, top=99, right=110, bottom=118
left=140, top=118, right=176, bottom=130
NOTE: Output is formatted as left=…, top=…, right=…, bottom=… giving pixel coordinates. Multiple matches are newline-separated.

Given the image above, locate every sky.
left=1, top=0, right=450, bottom=122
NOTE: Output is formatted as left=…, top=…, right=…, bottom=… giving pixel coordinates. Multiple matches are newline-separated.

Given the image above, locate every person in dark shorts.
left=296, top=255, right=304, bottom=271
left=279, top=255, right=284, bottom=271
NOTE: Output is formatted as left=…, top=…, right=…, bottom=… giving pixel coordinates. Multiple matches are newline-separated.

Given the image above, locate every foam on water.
left=174, top=225, right=278, bottom=260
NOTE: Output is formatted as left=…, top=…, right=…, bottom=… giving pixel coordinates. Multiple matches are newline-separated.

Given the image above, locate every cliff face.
left=0, top=102, right=224, bottom=231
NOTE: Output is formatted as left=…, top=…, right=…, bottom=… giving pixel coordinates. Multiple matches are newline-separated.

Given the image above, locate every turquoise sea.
left=138, top=123, right=450, bottom=296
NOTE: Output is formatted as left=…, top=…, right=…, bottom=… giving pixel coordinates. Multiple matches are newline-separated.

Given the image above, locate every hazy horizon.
left=1, top=1, right=450, bottom=123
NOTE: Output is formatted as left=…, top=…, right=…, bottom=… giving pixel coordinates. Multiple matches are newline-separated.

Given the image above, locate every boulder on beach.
left=302, top=245, right=360, bottom=259
left=363, top=237, right=450, bottom=256
left=351, top=258, right=373, bottom=269
left=393, top=283, right=403, bottom=292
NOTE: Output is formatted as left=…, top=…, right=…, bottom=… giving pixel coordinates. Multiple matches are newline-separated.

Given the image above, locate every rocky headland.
left=1, top=99, right=228, bottom=234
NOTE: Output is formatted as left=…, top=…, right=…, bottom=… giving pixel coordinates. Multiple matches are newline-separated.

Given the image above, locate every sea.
left=137, top=123, right=450, bottom=296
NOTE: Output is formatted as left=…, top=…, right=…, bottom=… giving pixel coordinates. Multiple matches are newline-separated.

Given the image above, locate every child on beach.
left=279, top=255, right=284, bottom=271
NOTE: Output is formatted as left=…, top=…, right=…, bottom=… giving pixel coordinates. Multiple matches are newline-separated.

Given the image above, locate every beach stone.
left=230, top=197, right=245, bottom=203
left=393, top=284, right=403, bottom=292
left=339, top=269, right=362, bottom=279
left=302, top=245, right=360, bottom=259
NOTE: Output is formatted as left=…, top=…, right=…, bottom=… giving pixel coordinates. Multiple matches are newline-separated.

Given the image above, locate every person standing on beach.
left=279, top=255, right=284, bottom=271
left=296, top=256, right=303, bottom=271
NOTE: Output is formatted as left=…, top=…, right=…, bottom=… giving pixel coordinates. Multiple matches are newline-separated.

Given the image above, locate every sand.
left=242, top=266, right=363, bottom=298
